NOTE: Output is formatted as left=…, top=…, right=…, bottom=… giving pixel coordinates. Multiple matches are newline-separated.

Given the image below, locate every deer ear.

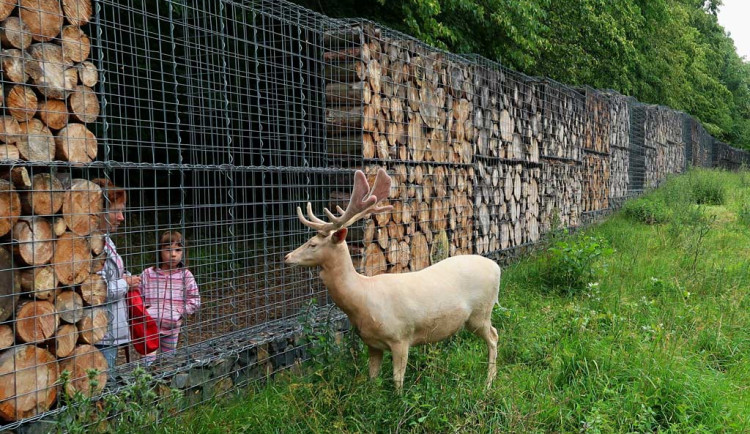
left=332, top=228, right=348, bottom=244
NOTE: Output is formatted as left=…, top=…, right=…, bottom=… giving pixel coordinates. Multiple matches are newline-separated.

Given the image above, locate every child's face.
left=160, top=242, right=183, bottom=269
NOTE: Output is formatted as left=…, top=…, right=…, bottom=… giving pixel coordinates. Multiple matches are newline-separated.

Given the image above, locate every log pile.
left=473, top=160, right=539, bottom=254
left=580, top=89, right=612, bottom=212
left=605, top=92, right=630, bottom=199
left=539, top=160, right=582, bottom=233
left=355, top=164, right=474, bottom=276
left=0, top=0, right=107, bottom=422
left=471, top=62, right=541, bottom=163
left=644, top=106, right=685, bottom=188
left=539, top=79, right=584, bottom=162
left=324, top=25, right=476, bottom=271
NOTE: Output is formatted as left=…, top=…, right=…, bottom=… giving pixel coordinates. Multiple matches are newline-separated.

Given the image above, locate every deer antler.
left=297, top=168, right=393, bottom=234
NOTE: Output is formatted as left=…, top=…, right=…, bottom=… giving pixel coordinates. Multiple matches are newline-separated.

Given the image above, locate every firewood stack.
left=643, top=106, right=685, bottom=188
left=0, top=0, right=108, bottom=422
left=580, top=89, right=611, bottom=212
left=538, top=79, right=584, bottom=234
left=605, top=92, right=630, bottom=201
left=324, top=24, right=476, bottom=275
left=470, top=61, right=541, bottom=254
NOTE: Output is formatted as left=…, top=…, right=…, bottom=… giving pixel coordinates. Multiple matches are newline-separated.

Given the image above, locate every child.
left=140, top=230, right=201, bottom=363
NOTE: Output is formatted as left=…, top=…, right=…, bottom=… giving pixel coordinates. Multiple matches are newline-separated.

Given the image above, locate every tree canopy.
left=294, top=0, right=750, bottom=149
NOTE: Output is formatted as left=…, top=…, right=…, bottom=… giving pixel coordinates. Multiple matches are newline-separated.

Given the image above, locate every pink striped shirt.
left=140, top=266, right=201, bottom=335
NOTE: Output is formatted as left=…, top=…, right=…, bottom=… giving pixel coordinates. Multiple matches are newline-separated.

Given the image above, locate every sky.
left=716, top=0, right=750, bottom=61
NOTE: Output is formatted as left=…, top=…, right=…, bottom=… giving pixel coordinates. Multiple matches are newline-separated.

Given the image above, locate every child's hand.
left=124, top=275, right=141, bottom=288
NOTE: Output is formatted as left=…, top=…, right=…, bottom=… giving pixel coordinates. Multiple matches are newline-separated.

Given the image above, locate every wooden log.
left=55, top=288, right=83, bottom=323
left=0, top=17, right=32, bottom=50
left=0, top=324, right=12, bottom=350
left=62, top=0, right=92, bottom=27
left=62, top=178, right=101, bottom=236
left=15, top=300, right=59, bottom=343
left=89, top=230, right=104, bottom=255
left=79, top=273, right=105, bottom=306
left=60, top=25, right=90, bottom=63
left=13, top=217, right=54, bottom=265
left=89, top=250, right=105, bottom=274
left=19, top=0, right=63, bottom=42
left=68, top=85, right=98, bottom=123
left=17, top=118, right=54, bottom=162
left=0, top=246, right=20, bottom=322
left=324, top=61, right=365, bottom=83
left=77, top=60, right=97, bottom=87
left=0, top=345, right=58, bottom=422
left=0, top=1, right=15, bottom=21
left=0, top=178, right=20, bottom=237
left=49, top=323, right=77, bottom=358
left=26, top=43, right=75, bottom=99
left=325, top=81, right=364, bottom=105
left=53, top=232, right=91, bottom=285
left=1, top=49, right=31, bottom=84
left=59, top=344, right=107, bottom=398
left=6, top=84, right=39, bottom=121
left=430, top=230, right=449, bottom=264
left=0, top=144, right=19, bottom=160
left=54, top=123, right=97, bottom=163
left=76, top=307, right=107, bottom=345
left=0, top=116, right=21, bottom=144
left=20, top=266, right=56, bottom=300
left=409, top=231, right=429, bottom=271
left=37, top=99, right=69, bottom=130
left=51, top=216, right=66, bottom=236
left=361, top=243, right=386, bottom=276
left=20, top=172, right=64, bottom=215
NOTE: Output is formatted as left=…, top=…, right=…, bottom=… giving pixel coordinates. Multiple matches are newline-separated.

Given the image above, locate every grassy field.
left=150, top=168, right=750, bottom=433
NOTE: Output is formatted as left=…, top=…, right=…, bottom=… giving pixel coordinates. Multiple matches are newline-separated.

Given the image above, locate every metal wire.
left=0, top=0, right=749, bottom=430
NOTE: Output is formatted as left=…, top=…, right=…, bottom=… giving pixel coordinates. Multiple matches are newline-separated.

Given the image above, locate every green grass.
left=148, top=168, right=750, bottom=433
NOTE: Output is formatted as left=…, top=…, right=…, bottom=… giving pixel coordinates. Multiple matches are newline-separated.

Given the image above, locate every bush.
left=622, top=197, right=671, bottom=224
left=690, top=175, right=726, bottom=205
left=540, top=233, right=614, bottom=294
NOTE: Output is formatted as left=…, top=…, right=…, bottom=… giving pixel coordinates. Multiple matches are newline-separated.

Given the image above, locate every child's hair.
left=156, top=230, right=187, bottom=268
left=91, top=178, right=126, bottom=208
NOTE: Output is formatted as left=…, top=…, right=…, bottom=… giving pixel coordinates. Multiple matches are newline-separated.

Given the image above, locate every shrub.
left=540, top=233, right=614, bottom=294
left=622, top=197, right=671, bottom=224
left=690, top=173, right=726, bottom=205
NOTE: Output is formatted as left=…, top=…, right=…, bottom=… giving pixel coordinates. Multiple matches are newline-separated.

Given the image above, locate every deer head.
left=285, top=168, right=392, bottom=267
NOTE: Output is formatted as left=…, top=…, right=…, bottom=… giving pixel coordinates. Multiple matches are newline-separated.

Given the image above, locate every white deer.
left=285, top=168, right=501, bottom=391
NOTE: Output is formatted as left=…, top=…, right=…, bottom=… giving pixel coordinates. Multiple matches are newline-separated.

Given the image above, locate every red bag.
left=126, top=287, right=160, bottom=355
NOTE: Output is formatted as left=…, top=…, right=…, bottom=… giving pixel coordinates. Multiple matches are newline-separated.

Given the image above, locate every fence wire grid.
left=0, top=0, right=749, bottom=430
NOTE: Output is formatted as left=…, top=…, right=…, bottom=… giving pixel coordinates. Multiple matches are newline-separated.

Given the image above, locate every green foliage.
left=539, top=232, right=614, bottom=294
left=622, top=197, right=671, bottom=224
left=689, top=173, right=727, bottom=205
left=56, top=367, right=183, bottom=433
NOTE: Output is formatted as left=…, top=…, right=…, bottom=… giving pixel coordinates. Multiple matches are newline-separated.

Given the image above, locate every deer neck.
left=318, top=242, right=365, bottom=317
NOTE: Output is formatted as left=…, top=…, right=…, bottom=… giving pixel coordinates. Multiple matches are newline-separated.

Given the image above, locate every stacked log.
left=0, top=0, right=108, bottom=422
left=539, top=79, right=584, bottom=162
left=539, top=161, right=582, bottom=233
left=357, top=163, right=474, bottom=275
left=471, top=60, right=541, bottom=163
left=644, top=106, right=685, bottom=188
left=580, top=89, right=611, bottom=212
left=605, top=92, right=630, bottom=200
left=473, top=160, right=539, bottom=254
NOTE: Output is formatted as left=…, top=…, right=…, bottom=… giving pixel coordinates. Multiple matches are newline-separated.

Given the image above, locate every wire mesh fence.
left=0, top=0, right=749, bottom=429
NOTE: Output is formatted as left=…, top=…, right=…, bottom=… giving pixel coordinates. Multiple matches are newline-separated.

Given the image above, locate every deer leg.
left=368, top=346, right=383, bottom=379
left=390, top=342, right=410, bottom=393
left=482, top=325, right=498, bottom=388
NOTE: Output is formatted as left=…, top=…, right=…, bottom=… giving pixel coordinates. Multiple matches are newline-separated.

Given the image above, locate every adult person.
left=91, top=178, right=139, bottom=370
